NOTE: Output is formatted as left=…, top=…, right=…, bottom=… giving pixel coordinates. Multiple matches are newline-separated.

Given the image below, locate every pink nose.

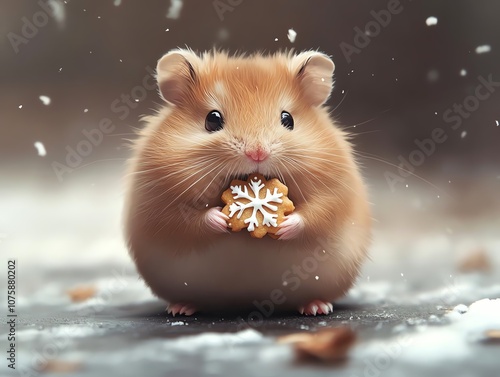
left=245, top=148, right=269, bottom=162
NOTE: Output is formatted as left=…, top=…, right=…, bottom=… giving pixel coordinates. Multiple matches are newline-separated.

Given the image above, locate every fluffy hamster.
left=124, top=49, right=371, bottom=316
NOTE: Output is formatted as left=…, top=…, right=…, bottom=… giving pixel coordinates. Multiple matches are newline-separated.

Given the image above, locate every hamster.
left=124, top=48, right=371, bottom=316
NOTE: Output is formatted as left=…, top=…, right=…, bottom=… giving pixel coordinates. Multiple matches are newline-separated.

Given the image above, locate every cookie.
left=221, top=173, right=295, bottom=238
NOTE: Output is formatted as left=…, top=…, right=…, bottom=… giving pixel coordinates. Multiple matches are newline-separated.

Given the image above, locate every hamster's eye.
left=281, top=111, right=294, bottom=130
left=205, top=110, right=224, bottom=132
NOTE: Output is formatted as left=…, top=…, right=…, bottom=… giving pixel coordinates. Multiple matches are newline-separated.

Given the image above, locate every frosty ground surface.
left=2, top=170, right=499, bottom=377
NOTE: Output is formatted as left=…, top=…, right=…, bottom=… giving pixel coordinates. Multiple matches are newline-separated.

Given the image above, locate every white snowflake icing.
left=228, top=177, right=283, bottom=232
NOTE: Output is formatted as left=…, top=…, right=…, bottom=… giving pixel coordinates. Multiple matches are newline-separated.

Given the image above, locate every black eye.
left=281, top=111, right=294, bottom=130
left=205, top=110, right=224, bottom=132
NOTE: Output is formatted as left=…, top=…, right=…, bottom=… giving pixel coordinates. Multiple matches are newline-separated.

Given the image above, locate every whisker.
left=281, top=156, right=356, bottom=201
left=330, top=90, right=349, bottom=115
left=355, top=152, right=448, bottom=196
left=278, top=161, right=307, bottom=203
left=194, top=164, right=228, bottom=204
left=349, top=130, right=383, bottom=136
left=153, top=162, right=225, bottom=235
left=131, top=158, right=221, bottom=195
left=130, top=157, right=220, bottom=177
left=138, top=159, right=221, bottom=208
left=342, top=108, right=392, bottom=130
left=72, top=158, right=127, bottom=171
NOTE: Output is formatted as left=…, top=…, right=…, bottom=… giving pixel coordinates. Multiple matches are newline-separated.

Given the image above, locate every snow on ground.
left=354, top=299, right=500, bottom=364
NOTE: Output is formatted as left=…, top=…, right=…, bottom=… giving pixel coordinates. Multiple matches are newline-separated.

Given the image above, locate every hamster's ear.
left=292, top=51, right=335, bottom=107
left=156, top=49, right=200, bottom=105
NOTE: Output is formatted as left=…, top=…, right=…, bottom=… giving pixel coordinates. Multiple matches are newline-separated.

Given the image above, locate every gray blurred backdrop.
left=1, top=0, right=499, bottom=227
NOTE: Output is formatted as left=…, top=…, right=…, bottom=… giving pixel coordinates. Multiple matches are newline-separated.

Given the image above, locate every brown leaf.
left=482, top=329, right=500, bottom=344
left=66, top=285, right=97, bottom=302
left=39, top=360, right=82, bottom=373
left=278, top=327, right=356, bottom=363
left=457, top=247, right=491, bottom=273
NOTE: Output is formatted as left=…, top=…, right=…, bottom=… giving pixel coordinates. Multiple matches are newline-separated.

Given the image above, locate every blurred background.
left=0, top=1, right=499, bottom=376
left=1, top=0, right=498, bottom=271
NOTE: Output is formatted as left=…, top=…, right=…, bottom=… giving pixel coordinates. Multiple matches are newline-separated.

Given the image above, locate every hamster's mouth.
left=227, top=172, right=272, bottom=182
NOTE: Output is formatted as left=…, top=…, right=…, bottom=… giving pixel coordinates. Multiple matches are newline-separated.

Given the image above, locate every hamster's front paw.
left=205, top=206, right=230, bottom=233
left=276, top=213, right=304, bottom=240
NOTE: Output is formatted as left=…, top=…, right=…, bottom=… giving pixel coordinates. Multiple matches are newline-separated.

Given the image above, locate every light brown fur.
left=124, top=49, right=371, bottom=313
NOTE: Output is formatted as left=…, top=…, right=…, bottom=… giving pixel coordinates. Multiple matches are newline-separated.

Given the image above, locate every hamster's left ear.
left=292, top=51, right=335, bottom=107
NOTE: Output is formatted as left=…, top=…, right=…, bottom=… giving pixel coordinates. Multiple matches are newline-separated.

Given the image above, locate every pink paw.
left=276, top=213, right=304, bottom=240
left=166, top=303, right=197, bottom=317
left=298, top=300, right=333, bottom=316
left=205, top=207, right=229, bottom=233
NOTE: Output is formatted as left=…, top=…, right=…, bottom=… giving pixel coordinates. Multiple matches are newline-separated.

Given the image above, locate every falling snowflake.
left=426, top=16, right=438, bottom=26
left=475, top=45, right=491, bottom=54
left=34, top=141, right=46, bottom=156
left=228, top=177, right=283, bottom=232
left=39, top=95, right=51, bottom=105
left=166, top=0, right=183, bottom=19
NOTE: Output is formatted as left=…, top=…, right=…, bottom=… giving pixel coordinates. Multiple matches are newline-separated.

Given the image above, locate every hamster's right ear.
left=156, top=49, right=201, bottom=105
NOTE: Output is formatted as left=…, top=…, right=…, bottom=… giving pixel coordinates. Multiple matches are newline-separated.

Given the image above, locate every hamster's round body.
left=124, top=49, right=371, bottom=315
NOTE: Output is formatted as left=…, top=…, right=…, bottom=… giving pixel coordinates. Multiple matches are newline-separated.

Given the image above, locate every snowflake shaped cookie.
left=221, top=173, right=295, bottom=238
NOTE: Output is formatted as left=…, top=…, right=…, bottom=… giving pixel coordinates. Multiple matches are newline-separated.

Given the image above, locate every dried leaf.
left=39, top=360, right=82, bottom=373
left=66, top=285, right=96, bottom=302
left=457, top=247, right=491, bottom=273
left=278, top=327, right=356, bottom=363
left=482, top=329, right=500, bottom=344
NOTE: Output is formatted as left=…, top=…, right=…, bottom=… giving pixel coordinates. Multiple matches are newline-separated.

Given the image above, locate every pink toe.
left=309, top=304, right=318, bottom=316
left=167, top=303, right=197, bottom=317
left=299, top=300, right=333, bottom=316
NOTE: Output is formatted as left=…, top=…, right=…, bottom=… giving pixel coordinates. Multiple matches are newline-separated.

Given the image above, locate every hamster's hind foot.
left=298, top=300, right=333, bottom=316
left=166, top=303, right=197, bottom=317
